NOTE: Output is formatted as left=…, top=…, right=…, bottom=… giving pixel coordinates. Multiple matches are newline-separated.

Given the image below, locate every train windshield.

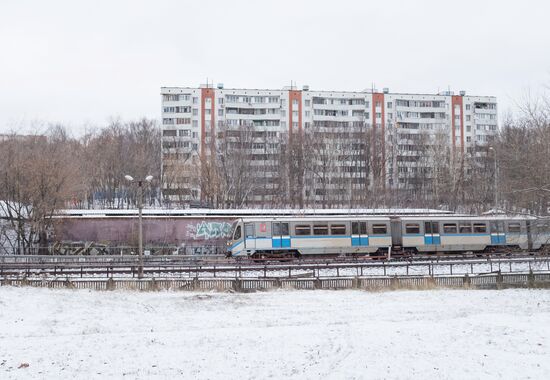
left=232, top=223, right=242, bottom=240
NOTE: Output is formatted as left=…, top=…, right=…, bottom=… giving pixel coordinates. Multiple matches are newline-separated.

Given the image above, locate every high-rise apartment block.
left=160, top=84, right=497, bottom=206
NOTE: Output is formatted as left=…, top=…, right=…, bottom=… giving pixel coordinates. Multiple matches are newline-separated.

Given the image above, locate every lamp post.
left=488, top=146, right=498, bottom=214
left=124, top=174, right=153, bottom=278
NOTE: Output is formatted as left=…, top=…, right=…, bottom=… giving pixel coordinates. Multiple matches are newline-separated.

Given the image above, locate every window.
left=387, top=102, right=392, bottom=109
left=233, top=225, right=241, bottom=240
left=491, top=221, right=505, bottom=233
left=330, top=224, right=346, bottom=235
left=313, top=225, right=329, bottom=235
left=352, top=222, right=367, bottom=235
left=372, top=224, right=387, bottom=235
left=244, top=224, right=255, bottom=238
left=473, top=223, right=487, bottom=233
left=405, top=224, right=420, bottom=234
left=425, top=222, right=439, bottom=234
left=459, top=223, right=472, bottom=233
left=295, top=225, right=311, bottom=236
left=508, top=223, right=521, bottom=233
left=162, top=129, right=177, bottom=137
left=272, top=222, right=289, bottom=236
left=192, top=109, right=198, bottom=116
left=443, top=224, right=458, bottom=234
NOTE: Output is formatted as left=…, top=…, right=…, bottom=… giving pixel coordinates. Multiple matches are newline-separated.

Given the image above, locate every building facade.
left=160, top=84, right=497, bottom=207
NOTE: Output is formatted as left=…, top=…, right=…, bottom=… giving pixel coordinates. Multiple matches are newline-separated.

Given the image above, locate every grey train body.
left=227, top=215, right=550, bottom=258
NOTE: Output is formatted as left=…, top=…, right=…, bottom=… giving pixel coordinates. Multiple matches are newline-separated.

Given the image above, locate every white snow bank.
left=0, top=287, right=549, bottom=379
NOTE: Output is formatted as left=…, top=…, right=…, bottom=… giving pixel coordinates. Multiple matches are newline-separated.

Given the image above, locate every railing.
left=2, top=271, right=550, bottom=292
left=1, top=256, right=550, bottom=279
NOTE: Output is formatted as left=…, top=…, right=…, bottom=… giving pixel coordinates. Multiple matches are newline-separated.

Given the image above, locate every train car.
left=227, top=216, right=393, bottom=258
left=228, top=215, right=550, bottom=258
left=399, top=216, right=535, bottom=253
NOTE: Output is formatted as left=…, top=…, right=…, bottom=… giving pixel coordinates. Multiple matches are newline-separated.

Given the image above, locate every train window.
left=295, top=225, right=311, bottom=236
left=535, top=220, right=550, bottom=232
left=490, top=221, right=505, bottom=233
left=331, top=224, right=347, bottom=235
left=443, top=224, right=457, bottom=234
left=473, top=223, right=487, bottom=233
left=351, top=222, right=367, bottom=235
left=405, top=223, right=420, bottom=234
left=245, top=223, right=255, bottom=238
left=313, top=225, right=329, bottom=235
left=372, top=224, right=387, bottom=234
left=272, top=223, right=280, bottom=236
left=281, top=223, right=289, bottom=236
left=508, top=223, right=521, bottom=233
left=233, top=225, right=241, bottom=240
left=459, top=223, right=472, bottom=233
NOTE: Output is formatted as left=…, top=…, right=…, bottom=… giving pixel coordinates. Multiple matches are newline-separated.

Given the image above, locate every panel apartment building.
left=160, top=84, right=497, bottom=207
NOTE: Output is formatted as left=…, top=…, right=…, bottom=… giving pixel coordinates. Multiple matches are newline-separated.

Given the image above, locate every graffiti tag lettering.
left=192, top=222, right=233, bottom=240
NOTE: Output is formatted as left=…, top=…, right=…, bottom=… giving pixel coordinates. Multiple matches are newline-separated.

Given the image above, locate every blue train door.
left=424, top=221, right=441, bottom=245
left=490, top=221, right=506, bottom=245
left=351, top=221, right=368, bottom=246
left=272, top=222, right=290, bottom=248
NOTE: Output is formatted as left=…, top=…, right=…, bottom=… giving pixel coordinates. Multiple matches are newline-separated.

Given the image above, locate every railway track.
left=2, top=254, right=550, bottom=279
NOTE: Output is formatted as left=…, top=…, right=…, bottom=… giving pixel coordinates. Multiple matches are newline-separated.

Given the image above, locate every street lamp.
left=124, top=174, right=153, bottom=278
left=488, top=146, right=498, bottom=214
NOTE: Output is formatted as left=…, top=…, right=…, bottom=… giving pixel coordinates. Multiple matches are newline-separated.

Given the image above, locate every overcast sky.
left=0, top=0, right=549, bottom=135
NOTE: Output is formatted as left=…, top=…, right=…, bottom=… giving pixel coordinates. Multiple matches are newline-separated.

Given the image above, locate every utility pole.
left=138, top=180, right=144, bottom=278
left=125, top=174, right=153, bottom=278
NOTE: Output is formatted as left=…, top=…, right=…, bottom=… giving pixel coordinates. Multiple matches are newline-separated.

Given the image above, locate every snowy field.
left=1, top=288, right=549, bottom=379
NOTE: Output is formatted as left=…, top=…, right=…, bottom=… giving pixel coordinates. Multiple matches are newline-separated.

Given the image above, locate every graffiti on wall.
left=187, top=221, right=233, bottom=240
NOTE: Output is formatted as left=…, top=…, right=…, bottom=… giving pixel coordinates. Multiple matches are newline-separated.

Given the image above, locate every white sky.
left=0, top=0, right=549, bottom=135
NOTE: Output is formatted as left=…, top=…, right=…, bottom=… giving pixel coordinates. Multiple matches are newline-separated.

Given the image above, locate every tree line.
left=0, top=97, right=549, bottom=254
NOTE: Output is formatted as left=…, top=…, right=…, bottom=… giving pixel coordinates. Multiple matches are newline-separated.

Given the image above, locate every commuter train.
left=227, top=215, right=550, bottom=258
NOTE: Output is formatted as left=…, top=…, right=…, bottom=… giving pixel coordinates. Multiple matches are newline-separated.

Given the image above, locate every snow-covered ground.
left=0, top=288, right=549, bottom=379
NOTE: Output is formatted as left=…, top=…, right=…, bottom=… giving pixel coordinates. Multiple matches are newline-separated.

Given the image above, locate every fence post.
left=314, top=277, right=322, bottom=290
left=352, top=277, right=359, bottom=289
left=528, top=269, right=535, bottom=288
left=463, top=274, right=471, bottom=288
left=390, top=276, right=398, bottom=290
left=234, top=278, right=242, bottom=292
left=150, top=278, right=158, bottom=291
left=496, top=270, right=503, bottom=289
left=64, top=277, right=74, bottom=289
left=106, top=277, right=115, bottom=291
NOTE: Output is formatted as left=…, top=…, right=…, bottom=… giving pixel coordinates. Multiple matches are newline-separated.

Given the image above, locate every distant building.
left=160, top=84, right=497, bottom=206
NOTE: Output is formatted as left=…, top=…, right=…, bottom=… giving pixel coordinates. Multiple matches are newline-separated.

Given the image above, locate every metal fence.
left=2, top=271, right=550, bottom=292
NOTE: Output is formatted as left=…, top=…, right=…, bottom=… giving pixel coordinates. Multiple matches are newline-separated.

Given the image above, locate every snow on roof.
left=56, top=208, right=457, bottom=218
